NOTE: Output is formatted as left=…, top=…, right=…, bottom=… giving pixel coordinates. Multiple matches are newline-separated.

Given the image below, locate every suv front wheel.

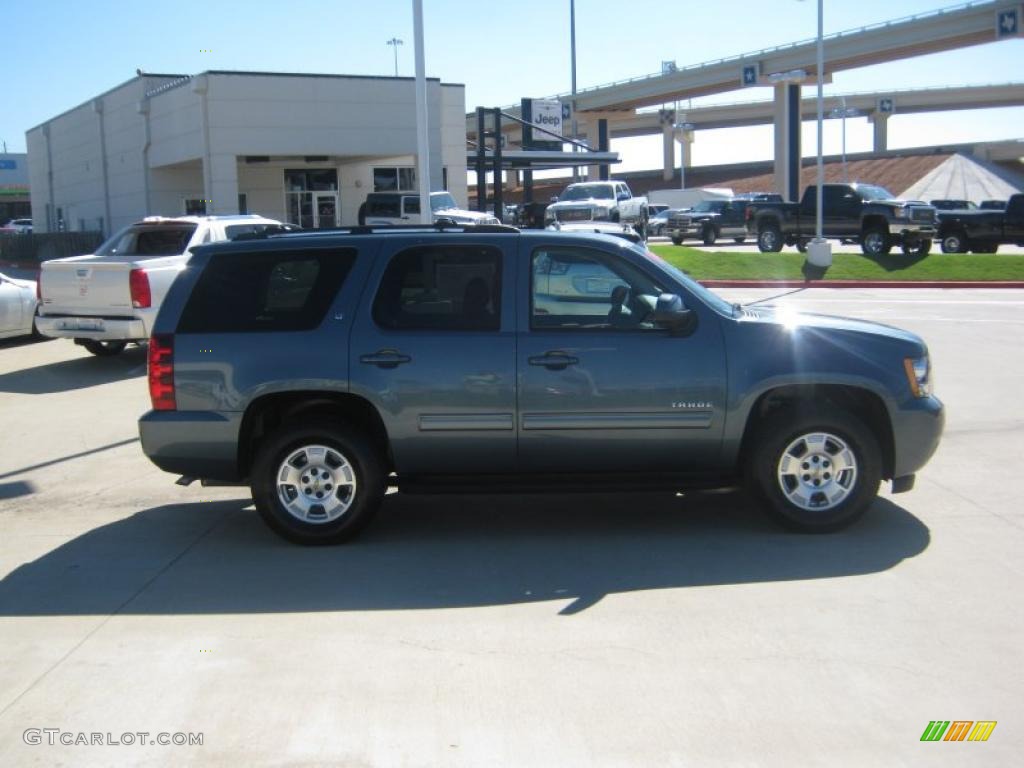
left=748, top=407, right=880, bottom=532
left=251, top=420, right=385, bottom=545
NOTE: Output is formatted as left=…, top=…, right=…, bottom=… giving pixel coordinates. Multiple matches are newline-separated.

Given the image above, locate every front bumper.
left=35, top=314, right=146, bottom=341
left=891, top=395, right=944, bottom=479
left=888, top=223, right=937, bottom=238
left=670, top=226, right=700, bottom=238
left=139, top=410, right=244, bottom=482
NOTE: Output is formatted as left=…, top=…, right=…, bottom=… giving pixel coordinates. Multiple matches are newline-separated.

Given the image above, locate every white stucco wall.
left=27, top=72, right=467, bottom=232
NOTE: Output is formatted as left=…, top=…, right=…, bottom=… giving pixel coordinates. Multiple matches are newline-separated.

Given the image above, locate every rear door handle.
left=360, top=350, right=411, bottom=369
left=528, top=352, right=579, bottom=370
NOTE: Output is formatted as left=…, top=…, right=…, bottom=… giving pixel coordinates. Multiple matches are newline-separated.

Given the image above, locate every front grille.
left=556, top=208, right=592, bottom=222
left=909, top=207, right=936, bottom=223
left=669, top=216, right=691, bottom=228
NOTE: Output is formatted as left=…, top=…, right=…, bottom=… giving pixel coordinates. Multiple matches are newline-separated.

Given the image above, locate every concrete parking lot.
left=1, top=288, right=1022, bottom=766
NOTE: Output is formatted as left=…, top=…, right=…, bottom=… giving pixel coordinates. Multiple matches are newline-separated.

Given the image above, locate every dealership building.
left=25, top=71, right=467, bottom=235
left=0, top=153, right=30, bottom=225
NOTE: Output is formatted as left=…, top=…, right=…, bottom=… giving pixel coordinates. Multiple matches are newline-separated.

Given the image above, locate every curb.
left=699, top=280, right=1024, bottom=289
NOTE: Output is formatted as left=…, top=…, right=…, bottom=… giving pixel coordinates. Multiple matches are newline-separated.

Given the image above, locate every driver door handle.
left=528, top=352, right=579, bottom=370
left=360, top=350, right=411, bottom=369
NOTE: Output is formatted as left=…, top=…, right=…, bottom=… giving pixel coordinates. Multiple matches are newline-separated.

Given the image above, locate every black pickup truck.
left=746, top=183, right=938, bottom=256
left=936, top=193, right=1024, bottom=254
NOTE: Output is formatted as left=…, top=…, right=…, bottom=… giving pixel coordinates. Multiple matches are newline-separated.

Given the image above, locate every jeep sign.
left=530, top=99, right=563, bottom=139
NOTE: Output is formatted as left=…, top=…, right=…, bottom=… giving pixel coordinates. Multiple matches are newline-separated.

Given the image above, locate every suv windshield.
left=855, top=184, right=896, bottom=201
left=559, top=184, right=614, bottom=201
left=430, top=193, right=457, bottom=211
left=632, top=244, right=734, bottom=317
left=95, top=224, right=197, bottom=257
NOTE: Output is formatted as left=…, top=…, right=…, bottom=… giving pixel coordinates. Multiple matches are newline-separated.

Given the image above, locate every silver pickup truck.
left=544, top=181, right=649, bottom=235
left=36, top=214, right=282, bottom=356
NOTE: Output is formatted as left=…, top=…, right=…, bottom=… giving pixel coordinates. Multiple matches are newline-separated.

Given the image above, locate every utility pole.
left=386, top=37, right=403, bottom=77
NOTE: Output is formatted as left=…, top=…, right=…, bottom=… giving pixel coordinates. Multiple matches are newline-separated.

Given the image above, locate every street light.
left=386, top=37, right=403, bottom=77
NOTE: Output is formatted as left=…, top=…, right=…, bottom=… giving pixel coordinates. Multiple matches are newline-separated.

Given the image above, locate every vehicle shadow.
left=0, top=335, right=51, bottom=350
left=860, top=250, right=930, bottom=271
left=0, top=344, right=146, bottom=394
left=0, top=490, right=929, bottom=616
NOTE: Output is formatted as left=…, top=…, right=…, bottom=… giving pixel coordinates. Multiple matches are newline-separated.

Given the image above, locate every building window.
left=373, top=166, right=416, bottom=192
left=184, top=198, right=207, bottom=216
left=238, top=193, right=248, bottom=214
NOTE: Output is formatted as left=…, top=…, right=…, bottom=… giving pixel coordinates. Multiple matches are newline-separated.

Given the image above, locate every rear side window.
left=177, top=248, right=355, bottom=333
left=96, top=224, right=197, bottom=256
left=373, top=245, right=501, bottom=332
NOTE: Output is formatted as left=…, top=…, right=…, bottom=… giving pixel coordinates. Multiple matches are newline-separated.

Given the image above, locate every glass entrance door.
left=314, top=193, right=337, bottom=228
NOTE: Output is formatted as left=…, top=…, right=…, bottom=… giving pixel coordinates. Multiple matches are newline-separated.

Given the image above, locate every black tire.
left=251, top=420, right=386, bottom=545
left=940, top=231, right=967, bottom=254
left=795, top=239, right=808, bottom=254
left=671, top=237, right=683, bottom=246
left=901, top=238, right=932, bottom=257
left=702, top=225, right=717, bottom=246
left=757, top=225, right=783, bottom=253
left=733, top=237, right=745, bottom=244
left=80, top=339, right=128, bottom=356
left=861, top=226, right=891, bottom=256
left=747, top=406, right=881, bottom=533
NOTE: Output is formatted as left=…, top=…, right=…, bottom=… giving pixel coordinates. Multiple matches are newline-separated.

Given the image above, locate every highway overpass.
left=467, top=1, right=1024, bottom=198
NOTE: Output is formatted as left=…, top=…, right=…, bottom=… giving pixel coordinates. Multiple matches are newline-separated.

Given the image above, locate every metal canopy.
left=468, top=149, right=620, bottom=171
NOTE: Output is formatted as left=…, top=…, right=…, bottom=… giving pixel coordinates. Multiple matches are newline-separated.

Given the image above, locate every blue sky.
left=4, top=0, right=1022, bottom=172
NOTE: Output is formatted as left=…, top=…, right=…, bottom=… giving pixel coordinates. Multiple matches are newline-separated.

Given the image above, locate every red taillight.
left=148, top=334, right=176, bottom=411
left=130, top=268, right=151, bottom=308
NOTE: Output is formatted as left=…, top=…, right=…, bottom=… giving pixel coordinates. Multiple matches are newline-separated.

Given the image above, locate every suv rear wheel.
left=251, top=420, right=385, bottom=545
left=748, top=407, right=880, bottom=532
left=79, top=339, right=127, bottom=356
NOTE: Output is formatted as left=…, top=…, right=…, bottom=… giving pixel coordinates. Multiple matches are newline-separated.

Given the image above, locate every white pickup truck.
left=544, top=181, right=650, bottom=235
left=36, top=214, right=283, bottom=356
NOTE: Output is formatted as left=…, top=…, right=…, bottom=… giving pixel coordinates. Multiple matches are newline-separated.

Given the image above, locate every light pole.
left=386, top=37, right=403, bottom=77
left=570, top=0, right=578, bottom=181
left=806, top=0, right=832, bottom=270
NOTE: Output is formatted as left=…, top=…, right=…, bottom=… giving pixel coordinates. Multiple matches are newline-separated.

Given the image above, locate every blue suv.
left=139, top=224, right=943, bottom=544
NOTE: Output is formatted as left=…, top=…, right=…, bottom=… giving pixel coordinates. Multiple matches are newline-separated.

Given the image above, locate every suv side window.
left=531, top=246, right=666, bottom=331
left=373, top=245, right=502, bottom=332
left=403, top=196, right=421, bottom=216
left=177, top=248, right=355, bottom=333
left=367, top=196, right=400, bottom=217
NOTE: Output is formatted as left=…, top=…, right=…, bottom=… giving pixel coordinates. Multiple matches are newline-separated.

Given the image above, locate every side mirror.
left=550, top=196, right=559, bottom=203
left=654, top=293, right=695, bottom=334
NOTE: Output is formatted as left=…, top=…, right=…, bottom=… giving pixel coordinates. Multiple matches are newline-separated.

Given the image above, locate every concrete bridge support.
left=871, top=113, right=889, bottom=152
left=773, top=83, right=802, bottom=201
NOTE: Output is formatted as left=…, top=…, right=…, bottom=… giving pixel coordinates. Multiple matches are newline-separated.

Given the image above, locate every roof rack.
left=244, top=220, right=521, bottom=240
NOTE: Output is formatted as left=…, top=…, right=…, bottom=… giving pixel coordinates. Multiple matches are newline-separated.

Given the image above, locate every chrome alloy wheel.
left=275, top=444, right=357, bottom=524
left=863, top=231, right=887, bottom=254
left=776, top=432, right=858, bottom=512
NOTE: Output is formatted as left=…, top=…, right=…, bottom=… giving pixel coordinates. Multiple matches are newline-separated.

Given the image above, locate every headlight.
left=544, top=209, right=555, bottom=222
left=892, top=205, right=909, bottom=220
left=903, top=355, right=933, bottom=397
left=591, top=208, right=611, bottom=221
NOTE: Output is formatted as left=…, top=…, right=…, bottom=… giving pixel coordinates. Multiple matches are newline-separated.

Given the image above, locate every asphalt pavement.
left=0, top=288, right=1021, bottom=766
